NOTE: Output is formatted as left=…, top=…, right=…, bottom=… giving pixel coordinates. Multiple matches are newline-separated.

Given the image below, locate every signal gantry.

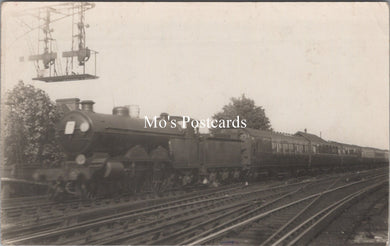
left=15, top=2, right=98, bottom=83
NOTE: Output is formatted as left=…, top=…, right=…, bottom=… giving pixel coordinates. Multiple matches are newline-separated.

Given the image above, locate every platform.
left=32, top=74, right=99, bottom=83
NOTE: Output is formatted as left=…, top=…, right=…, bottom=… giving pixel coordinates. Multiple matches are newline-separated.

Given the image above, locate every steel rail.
left=3, top=168, right=385, bottom=245
left=281, top=180, right=387, bottom=246
left=94, top=171, right=386, bottom=245
left=3, top=180, right=308, bottom=245
left=183, top=174, right=387, bottom=246
left=260, top=175, right=343, bottom=246
left=143, top=187, right=305, bottom=245
left=2, top=182, right=248, bottom=236
left=83, top=188, right=302, bottom=245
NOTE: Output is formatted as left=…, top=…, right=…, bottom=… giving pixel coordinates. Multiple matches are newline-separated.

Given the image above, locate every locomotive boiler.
left=58, top=100, right=182, bottom=163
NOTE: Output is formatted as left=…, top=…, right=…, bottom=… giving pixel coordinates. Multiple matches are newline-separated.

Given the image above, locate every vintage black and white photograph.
left=1, top=2, right=389, bottom=245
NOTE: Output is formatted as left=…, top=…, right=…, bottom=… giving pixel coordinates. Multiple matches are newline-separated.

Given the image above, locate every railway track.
left=3, top=176, right=332, bottom=245
left=1, top=182, right=251, bottom=237
left=4, top=181, right=265, bottom=218
left=142, top=170, right=386, bottom=246
left=81, top=180, right=312, bottom=245
left=3, top=168, right=385, bottom=245
left=181, top=173, right=387, bottom=246
left=279, top=182, right=387, bottom=246
left=0, top=172, right=332, bottom=228
left=309, top=181, right=388, bottom=245
left=2, top=168, right=386, bottom=245
left=3, top=179, right=275, bottom=224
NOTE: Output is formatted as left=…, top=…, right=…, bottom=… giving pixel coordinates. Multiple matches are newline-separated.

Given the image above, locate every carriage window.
left=272, top=142, right=277, bottom=152
left=299, top=145, right=303, bottom=153
left=283, top=144, right=288, bottom=153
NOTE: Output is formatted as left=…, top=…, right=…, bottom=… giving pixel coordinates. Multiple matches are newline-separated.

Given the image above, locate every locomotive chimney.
left=56, top=98, right=80, bottom=113
left=80, top=100, right=95, bottom=112
left=113, top=106, right=129, bottom=116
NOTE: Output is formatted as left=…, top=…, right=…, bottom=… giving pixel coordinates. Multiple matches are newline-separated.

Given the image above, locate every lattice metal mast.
left=16, top=2, right=98, bottom=82
left=28, top=8, right=57, bottom=75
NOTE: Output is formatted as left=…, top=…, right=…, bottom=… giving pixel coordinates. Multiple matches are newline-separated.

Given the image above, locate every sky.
left=1, top=2, right=389, bottom=149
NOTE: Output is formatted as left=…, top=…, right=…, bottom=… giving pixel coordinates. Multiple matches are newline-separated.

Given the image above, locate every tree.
left=3, top=81, right=64, bottom=167
left=212, top=94, right=272, bottom=131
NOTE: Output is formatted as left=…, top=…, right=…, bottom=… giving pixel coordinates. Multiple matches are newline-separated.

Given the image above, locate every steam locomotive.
left=44, top=98, right=388, bottom=197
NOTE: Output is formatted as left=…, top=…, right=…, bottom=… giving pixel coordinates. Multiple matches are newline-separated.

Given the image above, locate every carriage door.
left=239, top=132, right=251, bottom=169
